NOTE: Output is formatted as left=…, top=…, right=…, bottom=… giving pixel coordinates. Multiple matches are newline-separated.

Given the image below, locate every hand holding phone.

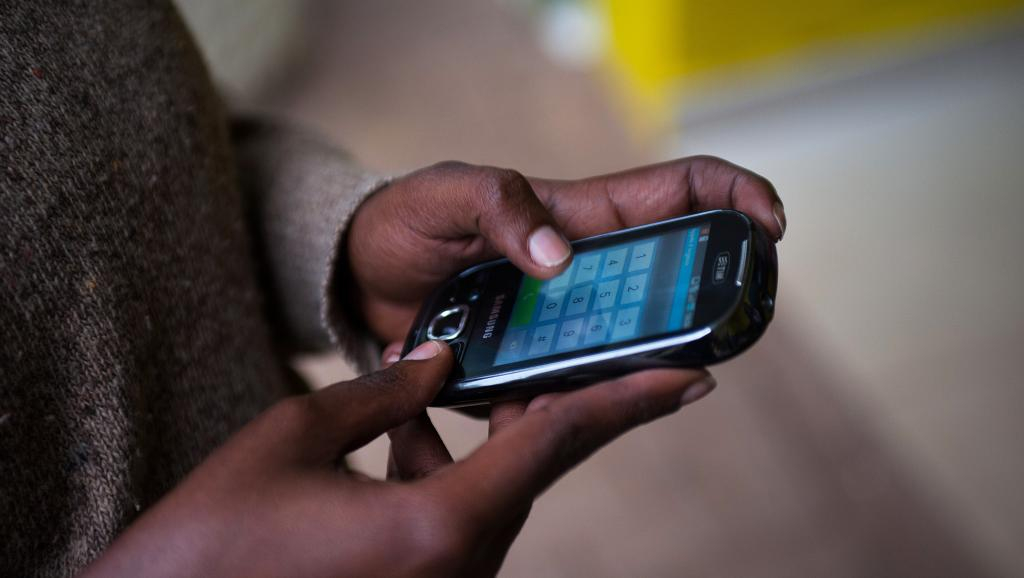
left=402, top=210, right=777, bottom=406
left=83, top=335, right=713, bottom=578
left=346, top=157, right=784, bottom=345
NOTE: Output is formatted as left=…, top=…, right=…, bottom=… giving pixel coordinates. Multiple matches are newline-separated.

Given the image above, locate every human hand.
left=348, top=157, right=784, bottom=342
left=82, top=341, right=715, bottom=578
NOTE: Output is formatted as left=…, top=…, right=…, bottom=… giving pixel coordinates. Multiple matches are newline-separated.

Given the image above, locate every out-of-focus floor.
left=178, top=0, right=1024, bottom=576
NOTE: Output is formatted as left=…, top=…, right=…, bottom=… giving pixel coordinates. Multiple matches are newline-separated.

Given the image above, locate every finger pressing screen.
left=303, top=341, right=453, bottom=460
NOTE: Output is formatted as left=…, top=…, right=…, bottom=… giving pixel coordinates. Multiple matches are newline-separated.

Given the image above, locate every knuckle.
left=730, top=168, right=775, bottom=198
left=693, top=154, right=732, bottom=175
left=479, top=167, right=529, bottom=207
left=676, top=155, right=722, bottom=183
left=688, top=154, right=726, bottom=166
left=688, top=155, right=773, bottom=194
left=748, top=171, right=777, bottom=194
left=429, top=159, right=472, bottom=175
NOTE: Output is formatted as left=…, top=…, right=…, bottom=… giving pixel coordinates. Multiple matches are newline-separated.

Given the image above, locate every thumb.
left=460, top=166, right=573, bottom=279
left=302, top=340, right=453, bottom=459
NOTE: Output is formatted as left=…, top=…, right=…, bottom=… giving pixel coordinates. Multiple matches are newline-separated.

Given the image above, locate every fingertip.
left=680, top=374, right=716, bottom=406
left=617, top=367, right=710, bottom=386
left=402, top=340, right=446, bottom=361
left=525, top=393, right=563, bottom=413
left=714, top=161, right=784, bottom=242
left=392, top=340, right=454, bottom=391
left=772, top=202, right=787, bottom=241
left=608, top=368, right=713, bottom=407
left=528, top=225, right=573, bottom=273
left=528, top=258, right=573, bottom=281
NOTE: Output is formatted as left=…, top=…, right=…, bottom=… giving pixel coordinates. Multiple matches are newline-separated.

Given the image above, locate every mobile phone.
left=401, top=209, right=777, bottom=407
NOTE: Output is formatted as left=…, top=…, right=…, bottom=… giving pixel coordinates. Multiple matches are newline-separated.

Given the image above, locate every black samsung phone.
left=401, top=209, right=778, bottom=407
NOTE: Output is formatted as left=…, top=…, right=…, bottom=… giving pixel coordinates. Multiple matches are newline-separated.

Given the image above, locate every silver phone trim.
left=735, top=239, right=748, bottom=286
left=454, top=326, right=712, bottom=390
left=427, top=305, right=470, bottom=340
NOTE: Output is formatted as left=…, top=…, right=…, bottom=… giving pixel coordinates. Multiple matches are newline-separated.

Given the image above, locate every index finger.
left=532, top=156, right=785, bottom=241
left=425, top=369, right=715, bottom=526
left=675, top=156, right=785, bottom=240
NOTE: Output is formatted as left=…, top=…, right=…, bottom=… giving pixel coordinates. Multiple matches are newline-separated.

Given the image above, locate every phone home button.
left=427, top=305, right=470, bottom=341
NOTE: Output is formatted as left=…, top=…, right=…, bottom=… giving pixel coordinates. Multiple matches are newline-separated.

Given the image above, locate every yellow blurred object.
left=601, top=0, right=1024, bottom=127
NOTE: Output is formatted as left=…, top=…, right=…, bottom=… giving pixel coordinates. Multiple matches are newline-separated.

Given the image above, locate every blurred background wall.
left=177, top=1, right=1024, bottom=576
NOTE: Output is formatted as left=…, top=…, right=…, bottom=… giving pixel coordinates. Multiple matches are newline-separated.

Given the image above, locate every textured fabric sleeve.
left=231, top=117, right=389, bottom=370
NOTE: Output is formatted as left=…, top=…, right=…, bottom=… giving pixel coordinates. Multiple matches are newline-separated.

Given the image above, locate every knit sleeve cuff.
left=232, top=117, right=389, bottom=370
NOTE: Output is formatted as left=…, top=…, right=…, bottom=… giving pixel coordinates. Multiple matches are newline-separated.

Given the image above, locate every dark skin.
left=83, top=342, right=715, bottom=578
left=349, top=156, right=784, bottom=343
left=84, top=156, right=784, bottom=577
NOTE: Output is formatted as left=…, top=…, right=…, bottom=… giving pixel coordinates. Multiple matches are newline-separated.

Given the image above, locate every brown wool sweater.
left=0, top=2, right=385, bottom=575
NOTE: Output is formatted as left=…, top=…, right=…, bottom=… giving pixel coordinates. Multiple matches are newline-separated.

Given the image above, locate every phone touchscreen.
left=490, top=223, right=712, bottom=367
